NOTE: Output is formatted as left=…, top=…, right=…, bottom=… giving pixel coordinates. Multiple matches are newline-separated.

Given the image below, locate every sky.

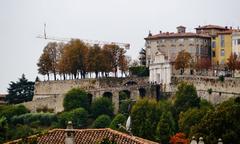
left=0, top=0, right=240, bottom=93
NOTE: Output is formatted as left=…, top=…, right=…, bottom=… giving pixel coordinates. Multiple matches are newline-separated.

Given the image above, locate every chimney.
left=65, top=121, right=75, bottom=144
left=148, top=30, right=152, bottom=37
left=177, top=26, right=186, bottom=33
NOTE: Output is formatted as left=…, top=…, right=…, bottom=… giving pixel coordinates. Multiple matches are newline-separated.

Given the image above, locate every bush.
left=119, top=99, right=132, bottom=116
left=129, top=66, right=149, bottom=77
left=93, top=115, right=111, bottom=128
left=91, top=97, right=114, bottom=118
left=174, top=82, right=200, bottom=116
left=131, top=98, right=160, bottom=141
left=109, top=114, right=126, bottom=130
left=58, top=107, right=88, bottom=128
left=63, top=88, right=90, bottom=111
left=0, top=105, right=29, bottom=121
left=11, top=113, right=57, bottom=126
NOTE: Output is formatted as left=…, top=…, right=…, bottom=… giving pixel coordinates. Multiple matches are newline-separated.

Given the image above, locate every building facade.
left=145, top=26, right=211, bottom=86
left=232, top=31, right=240, bottom=56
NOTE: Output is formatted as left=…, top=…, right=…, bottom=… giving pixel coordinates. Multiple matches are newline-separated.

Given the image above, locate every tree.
left=6, top=74, right=34, bottom=104
left=91, top=97, right=114, bottom=118
left=169, top=133, right=189, bottom=144
left=139, top=48, right=146, bottom=66
left=131, top=98, right=160, bottom=141
left=109, top=114, right=126, bottom=130
left=178, top=108, right=208, bottom=136
left=92, top=114, right=111, bottom=128
left=129, top=66, right=149, bottom=77
left=63, top=88, right=90, bottom=111
left=156, top=111, right=176, bottom=144
left=174, top=82, right=200, bottom=117
left=227, top=53, right=238, bottom=77
left=0, top=105, right=29, bottom=121
left=190, top=97, right=240, bottom=144
left=87, top=44, right=102, bottom=78
left=58, top=108, right=88, bottom=128
left=0, top=117, right=8, bottom=143
left=175, top=50, right=192, bottom=74
left=195, top=58, right=211, bottom=75
left=37, top=42, right=59, bottom=80
left=118, top=48, right=128, bottom=77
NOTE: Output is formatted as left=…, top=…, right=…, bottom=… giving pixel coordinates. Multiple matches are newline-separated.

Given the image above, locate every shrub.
left=91, top=97, right=114, bottom=118
left=63, top=88, right=90, bottom=111
left=131, top=98, right=160, bottom=140
left=129, top=66, right=149, bottom=77
left=92, top=115, right=111, bottom=128
left=11, top=113, right=57, bottom=126
left=109, top=114, right=126, bottom=130
left=0, top=105, right=29, bottom=121
left=119, top=99, right=132, bottom=116
left=58, top=107, right=88, bottom=128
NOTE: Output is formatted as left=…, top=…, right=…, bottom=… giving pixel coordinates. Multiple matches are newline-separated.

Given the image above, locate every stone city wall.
left=172, top=75, right=240, bottom=104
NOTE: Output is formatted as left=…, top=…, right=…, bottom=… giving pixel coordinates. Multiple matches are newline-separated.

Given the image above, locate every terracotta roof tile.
left=6, top=128, right=159, bottom=144
left=145, top=32, right=210, bottom=40
left=195, top=25, right=227, bottom=30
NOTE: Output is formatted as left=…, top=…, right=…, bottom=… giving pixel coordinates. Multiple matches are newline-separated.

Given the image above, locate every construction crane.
left=36, top=23, right=130, bottom=50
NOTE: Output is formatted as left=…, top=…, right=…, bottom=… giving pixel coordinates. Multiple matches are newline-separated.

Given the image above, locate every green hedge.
left=93, top=115, right=111, bottom=128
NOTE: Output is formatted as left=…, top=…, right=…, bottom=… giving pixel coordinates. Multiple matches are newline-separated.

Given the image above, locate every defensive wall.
left=23, top=76, right=240, bottom=113
left=172, top=75, right=240, bottom=104
left=24, top=77, right=151, bottom=113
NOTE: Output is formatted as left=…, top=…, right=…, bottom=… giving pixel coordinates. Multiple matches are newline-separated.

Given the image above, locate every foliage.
left=178, top=108, right=208, bottom=136
left=6, top=74, right=35, bottom=104
left=92, top=114, right=111, bottom=128
left=207, top=88, right=212, bottom=95
left=0, top=117, right=8, bottom=143
left=109, top=114, right=126, bottom=131
left=156, top=111, right=176, bottom=144
left=131, top=98, right=160, bottom=141
left=190, top=97, right=240, bottom=144
left=195, top=58, right=211, bottom=72
left=36, top=106, right=54, bottom=113
left=174, top=82, right=200, bottom=116
left=169, top=133, right=189, bottom=144
left=63, top=88, right=90, bottom=111
left=58, top=107, right=88, bottom=128
left=91, top=97, right=114, bottom=118
left=226, top=53, right=238, bottom=76
left=37, top=42, right=59, bottom=80
left=8, top=124, right=35, bottom=140
left=119, top=99, right=132, bottom=116
left=175, top=50, right=192, bottom=74
left=139, top=48, right=146, bottom=66
left=129, top=66, right=149, bottom=77
left=0, top=105, right=29, bottom=121
left=11, top=113, right=57, bottom=127
left=218, top=75, right=225, bottom=82
left=100, top=138, right=117, bottom=144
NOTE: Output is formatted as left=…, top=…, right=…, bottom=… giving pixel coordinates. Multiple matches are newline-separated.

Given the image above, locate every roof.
left=145, top=32, right=210, bottom=40
left=195, top=25, right=227, bottom=30
left=5, top=128, right=159, bottom=144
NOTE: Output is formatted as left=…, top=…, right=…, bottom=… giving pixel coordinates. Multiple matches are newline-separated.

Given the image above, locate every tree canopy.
left=175, top=50, right=192, bottom=74
left=6, top=74, right=34, bottom=104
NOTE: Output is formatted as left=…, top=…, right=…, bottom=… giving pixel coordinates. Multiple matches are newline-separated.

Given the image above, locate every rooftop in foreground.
left=5, top=128, right=159, bottom=144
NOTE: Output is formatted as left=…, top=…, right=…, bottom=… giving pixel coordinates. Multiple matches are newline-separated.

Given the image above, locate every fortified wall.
left=172, top=75, right=240, bottom=104
left=23, top=77, right=150, bottom=113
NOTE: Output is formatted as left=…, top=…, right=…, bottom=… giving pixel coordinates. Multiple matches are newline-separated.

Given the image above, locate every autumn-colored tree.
left=101, top=45, right=114, bottom=77
left=118, top=48, right=128, bottom=77
left=175, top=50, right=192, bottom=75
left=87, top=44, right=102, bottom=78
left=37, top=42, right=59, bottom=80
left=227, top=53, right=238, bottom=77
left=170, top=133, right=189, bottom=144
left=195, top=58, right=211, bottom=75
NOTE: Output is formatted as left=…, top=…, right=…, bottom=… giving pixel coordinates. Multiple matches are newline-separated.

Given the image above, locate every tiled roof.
left=195, top=25, right=227, bottom=30
left=6, top=128, right=159, bottom=144
left=145, top=32, right=210, bottom=40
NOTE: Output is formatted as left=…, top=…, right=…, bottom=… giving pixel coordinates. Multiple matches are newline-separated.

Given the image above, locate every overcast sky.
left=0, top=0, right=239, bottom=93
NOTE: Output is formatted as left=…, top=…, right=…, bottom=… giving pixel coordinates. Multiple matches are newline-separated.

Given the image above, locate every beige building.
left=145, top=26, right=211, bottom=85
left=145, top=26, right=211, bottom=66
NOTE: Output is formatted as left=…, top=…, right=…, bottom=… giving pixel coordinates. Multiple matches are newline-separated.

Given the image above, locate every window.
left=220, top=35, right=225, bottom=47
left=212, top=41, right=216, bottom=48
left=238, top=39, right=240, bottom=45
left=221, top=49, right=225, bottom=56
left=212, top=51, right=216, bottom=57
